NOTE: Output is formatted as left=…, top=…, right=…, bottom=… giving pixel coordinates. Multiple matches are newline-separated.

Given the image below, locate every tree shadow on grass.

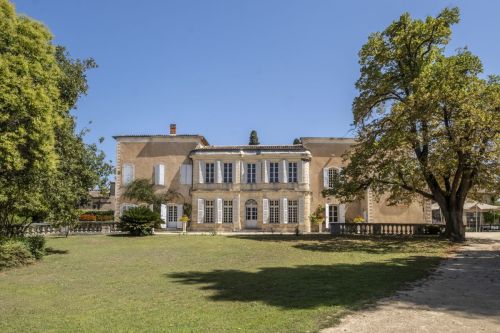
left=230, top=234, right=450, bottom=254
left=167, top=256, right=440, bottom=310
left=168, top=248, right=500, bottom=319
left=45, top=247, right=69, bottom=255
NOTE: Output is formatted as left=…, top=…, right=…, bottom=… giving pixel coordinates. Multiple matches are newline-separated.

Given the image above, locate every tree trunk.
left=441, top=201, right=466, bottom=242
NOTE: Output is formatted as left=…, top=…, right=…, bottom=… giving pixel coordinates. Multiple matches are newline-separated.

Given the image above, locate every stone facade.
left=114, top=131, right=432, bottom=232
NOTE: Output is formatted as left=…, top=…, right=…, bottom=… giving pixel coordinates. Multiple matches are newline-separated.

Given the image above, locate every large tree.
left=0, top=0, right=112, bottom=232
left=325, top=8, right=500, bottom=242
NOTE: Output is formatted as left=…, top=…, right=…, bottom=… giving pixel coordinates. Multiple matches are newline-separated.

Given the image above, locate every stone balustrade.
left=330, top=223, right=444, bottom=236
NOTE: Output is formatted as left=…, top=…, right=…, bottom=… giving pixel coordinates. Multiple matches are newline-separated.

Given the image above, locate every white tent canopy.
left=431, top=200, right=500, bottom=211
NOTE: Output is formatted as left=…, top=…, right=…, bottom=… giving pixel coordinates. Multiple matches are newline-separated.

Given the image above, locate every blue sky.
left=12, top=0, right=500, bottom=166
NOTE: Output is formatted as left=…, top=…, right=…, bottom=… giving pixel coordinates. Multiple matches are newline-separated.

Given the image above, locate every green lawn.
left=0, top=234, right=452, bottom=333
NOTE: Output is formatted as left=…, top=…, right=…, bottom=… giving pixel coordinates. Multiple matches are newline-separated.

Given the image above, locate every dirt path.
left=322, top=233, right=500, bottom=333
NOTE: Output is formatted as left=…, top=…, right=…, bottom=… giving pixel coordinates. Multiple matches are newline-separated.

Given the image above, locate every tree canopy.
left=249, top=130, right=260, bottom=145
left=325, top=7, right=500, bottom=242
left=0, top=0, right=112, bottom=230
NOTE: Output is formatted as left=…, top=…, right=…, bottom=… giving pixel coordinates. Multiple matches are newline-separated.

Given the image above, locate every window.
left=205, top=163, right=215, bottom=184
left=180, top=164, right=192, bottom=184
left=247, top=163, right=256, bottom=183
left=466, top=212, right=480, bottom=229
left=328, top=168, right=339, bottom=189
left=269, top=200, right=280, bottom=224
left=328, top=205, right=339, bottom=223
left=288, top=200, right=298, bottom=224
left=120, top=203, right=137, bottom=216
left=204, top=200, right=214, bottom=223
left=223, top=163, right=233, bottom=183
left=122, top=164, right=134, bottom=186
left=288, top=162, right=298, bottom=183
left=223, top=200, right=233, bottom=223
left=245, top=200, right=258, bottom=220
left=269, top=162, right=279, bottom=183
left=154, top=164, right=165, bottom=185
left=167, top=205, right=177, bottom=223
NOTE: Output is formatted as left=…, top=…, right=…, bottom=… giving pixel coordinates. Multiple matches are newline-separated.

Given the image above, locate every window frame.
left=167, top=205, right=177, bottom=222
left=245, top=200, right=258, bottom=221
left=269, top=200, right=280, bottom=224
left=328, top=168, right=340, bottom=189
left=328, top=204, right=339, bottom=223
left=288, top=162, right=298, bottom=183
left=204, top=200, right=214, bottom=223
left=269, top=162, right=279, bottom=183
left=223, top=162, right=233, bottom=184
left=205, top=162, right=215, bottom=184
left=288, top=200, right=298, bottom=224
left=223, top=200, right=233, bottom=224
left=247, top=163, right=256, bottom=184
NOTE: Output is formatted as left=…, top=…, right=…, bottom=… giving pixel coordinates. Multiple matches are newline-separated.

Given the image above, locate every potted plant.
left=180, top=214, right=190, bottom=234
left=353, top=216, right=365, bottom=223
left=309, top=205, right=325, bottom=233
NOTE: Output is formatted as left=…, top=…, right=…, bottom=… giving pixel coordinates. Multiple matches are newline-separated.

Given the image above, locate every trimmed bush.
left=95, top=215, right=114, bottom=221
left=0, top=239, right=33, bottom=270
left=23, top=235, right=46, bottom=259
left=120, top=206, right=161, bottom=236
left=79, top=214, right=97, bottom=221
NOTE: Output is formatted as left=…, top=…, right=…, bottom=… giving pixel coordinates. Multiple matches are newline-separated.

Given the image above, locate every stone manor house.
left=114, top=125, right=431, bottom=232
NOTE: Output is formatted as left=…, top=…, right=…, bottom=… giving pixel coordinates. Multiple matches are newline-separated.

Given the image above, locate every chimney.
left=170, top=123, right=177, bottom=136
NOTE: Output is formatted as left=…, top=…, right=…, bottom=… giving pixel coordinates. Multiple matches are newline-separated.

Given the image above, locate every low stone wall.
left=330, top=223, right=444, bottom=236
left=1, top=222, right=122, bottom=236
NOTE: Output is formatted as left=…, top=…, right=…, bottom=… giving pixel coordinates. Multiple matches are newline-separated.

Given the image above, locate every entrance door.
left=167, top=205, right=178, bottom=228
left=245, top=200, right=258, bottom=229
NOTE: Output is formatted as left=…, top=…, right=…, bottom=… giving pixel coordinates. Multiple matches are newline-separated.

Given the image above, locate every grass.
left=0, top=234, right=452, bottom=332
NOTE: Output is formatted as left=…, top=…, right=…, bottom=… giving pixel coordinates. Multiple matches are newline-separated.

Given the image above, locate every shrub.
left=23, top=235, right=46, bottom=259
left=120, top=206, right=161, bottom=236
left=96, top=215, right=114, bottom=221
left=424, top=225, right=443, bottom=235
left=353, top=216, right=365, bottom=223
left=79, top=214, right=97, bottom=221
left=0, top=239, right=33, bottom=270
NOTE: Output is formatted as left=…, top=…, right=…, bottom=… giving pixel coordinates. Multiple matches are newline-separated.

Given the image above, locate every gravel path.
left=322, top=232, right=500, bottom=333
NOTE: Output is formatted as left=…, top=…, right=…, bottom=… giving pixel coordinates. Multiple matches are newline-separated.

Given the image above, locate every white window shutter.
left=216, top=161, right=222, bottom=183
left=176, top=204, right=183, bottom=222
left=232, top=162, right=237, bottom=184
left=281, top=198, right=288, bottom=224
left=325, top=204, right=330, bottom=229
left=233, top=197, right=239, bottom=225
left=160, top=204, right=167, bottom=222
left=262, top=198, right=269, bottom=224
left=298, top=197, right=304, bottom=224
left=281, top=160, right=288, bottom=183
left=297, top=161, right=303, bottom=183
left=154, top=165, right=159, bottom=184
left=302, top=161, right=309, bottom=184
left=256, top=161, right=262, bottom=183
left=263, top=160, right=269, bottom=183
left=199, top=161, right=205, bottom=184
left=339, top=204, right=346, bottom=223
left=197, top=199, right=204, bottom=223
left=180, top=165, right=185, bottom=184
left=216, top=198, right=223, bottom=223
left=323, top=168, right=329, bottom=188
left=241, top=161, right=246, bottom=184
left=186, top=164, right=192, bottom=184
left=155, top=164, right=165, bottom=186
left=122, top=164, right=134, bottom=186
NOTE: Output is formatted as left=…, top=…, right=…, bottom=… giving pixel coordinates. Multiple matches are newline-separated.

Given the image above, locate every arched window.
left=245, top=199, right=258, bottom=221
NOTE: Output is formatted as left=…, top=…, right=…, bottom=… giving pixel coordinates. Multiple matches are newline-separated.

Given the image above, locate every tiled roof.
left=112, top=134, right=209, bottom=145
left=192, top=144, right=308, bottom=152
left=112, top=134, right=204, bottom=138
